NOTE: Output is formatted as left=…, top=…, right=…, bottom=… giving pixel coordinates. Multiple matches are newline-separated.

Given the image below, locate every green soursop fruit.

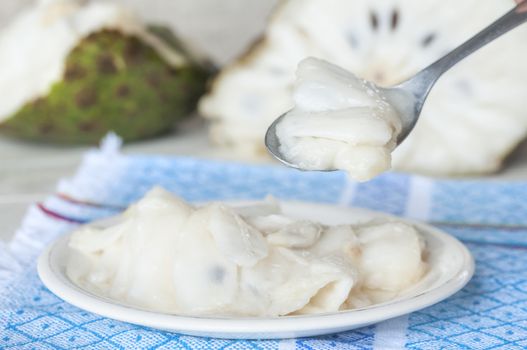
left=0, top=0, right=210, bottom=143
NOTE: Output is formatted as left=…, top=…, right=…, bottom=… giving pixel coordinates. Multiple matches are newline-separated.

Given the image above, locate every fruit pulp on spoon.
left=275, top=57, right=402, bottom=182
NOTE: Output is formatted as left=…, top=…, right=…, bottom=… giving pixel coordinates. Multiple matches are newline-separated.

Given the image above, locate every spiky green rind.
left=0, top=29, right=209, bottom=143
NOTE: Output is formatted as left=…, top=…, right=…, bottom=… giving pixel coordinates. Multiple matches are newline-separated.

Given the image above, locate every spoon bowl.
left=264, top=113, right=300, bottom=169
left=265, top=86, right=418, bottom=171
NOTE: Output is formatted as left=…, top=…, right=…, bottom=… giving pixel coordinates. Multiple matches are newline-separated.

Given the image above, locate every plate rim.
left=37, top=200, right=475, bottom=339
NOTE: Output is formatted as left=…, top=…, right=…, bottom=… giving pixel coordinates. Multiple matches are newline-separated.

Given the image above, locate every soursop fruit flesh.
left=0, top=0, right=210, bottom=143
left=199, top=0, right=527, bottom=176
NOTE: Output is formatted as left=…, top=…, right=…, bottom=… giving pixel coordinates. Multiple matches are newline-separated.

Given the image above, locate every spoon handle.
left=401, top=3, right=527, bottom=103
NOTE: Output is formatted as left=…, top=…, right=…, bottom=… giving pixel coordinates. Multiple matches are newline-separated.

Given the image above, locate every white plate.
left=38, top=200, right=474, bottom=339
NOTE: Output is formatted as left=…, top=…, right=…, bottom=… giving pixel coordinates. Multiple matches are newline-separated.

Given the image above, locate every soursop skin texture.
left=199, top=0, right=527, bottom=176
left=0, top=0, right=209, bottom=143
left=1, top=29, right=208, bottom=143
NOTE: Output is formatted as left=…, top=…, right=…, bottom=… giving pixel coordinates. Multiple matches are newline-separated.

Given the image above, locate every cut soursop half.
left=199, top=0, right=527, bottom=175
left=0, top=0, right=210, bottom=143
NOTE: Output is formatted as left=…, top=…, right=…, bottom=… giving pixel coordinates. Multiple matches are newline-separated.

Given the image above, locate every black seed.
left=75, top=89, right=97, bottom=109
left=391, top=9, right=399, bottom=30
left=97, top=54, right=117, bottom=74
left=370, top=11, right=379, bottom=31
left=64, top=64, right=86, bottom=81
left=421, top=33, right=436, bottom=47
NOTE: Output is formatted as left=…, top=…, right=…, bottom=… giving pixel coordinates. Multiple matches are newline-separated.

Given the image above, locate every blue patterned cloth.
left=1, top=142, right=527, bottom=350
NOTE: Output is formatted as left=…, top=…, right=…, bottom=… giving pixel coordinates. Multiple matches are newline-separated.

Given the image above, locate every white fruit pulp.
left=66, top=187, right=426, bottom=317
left=276, top=58, right=402, bottom=181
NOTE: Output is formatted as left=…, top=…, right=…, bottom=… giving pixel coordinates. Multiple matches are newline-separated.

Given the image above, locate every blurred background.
left=0, top=0, right=527, bottom=239
left=0, top=0, right=277, bottom=65
left=0, top=0, right=276, bottom=240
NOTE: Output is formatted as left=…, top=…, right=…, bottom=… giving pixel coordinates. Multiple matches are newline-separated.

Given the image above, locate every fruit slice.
left=199, top=0, right=527, bottom=175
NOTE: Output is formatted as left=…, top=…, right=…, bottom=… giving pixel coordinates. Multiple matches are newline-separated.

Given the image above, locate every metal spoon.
left=265, top=2, right=527, bottom=170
